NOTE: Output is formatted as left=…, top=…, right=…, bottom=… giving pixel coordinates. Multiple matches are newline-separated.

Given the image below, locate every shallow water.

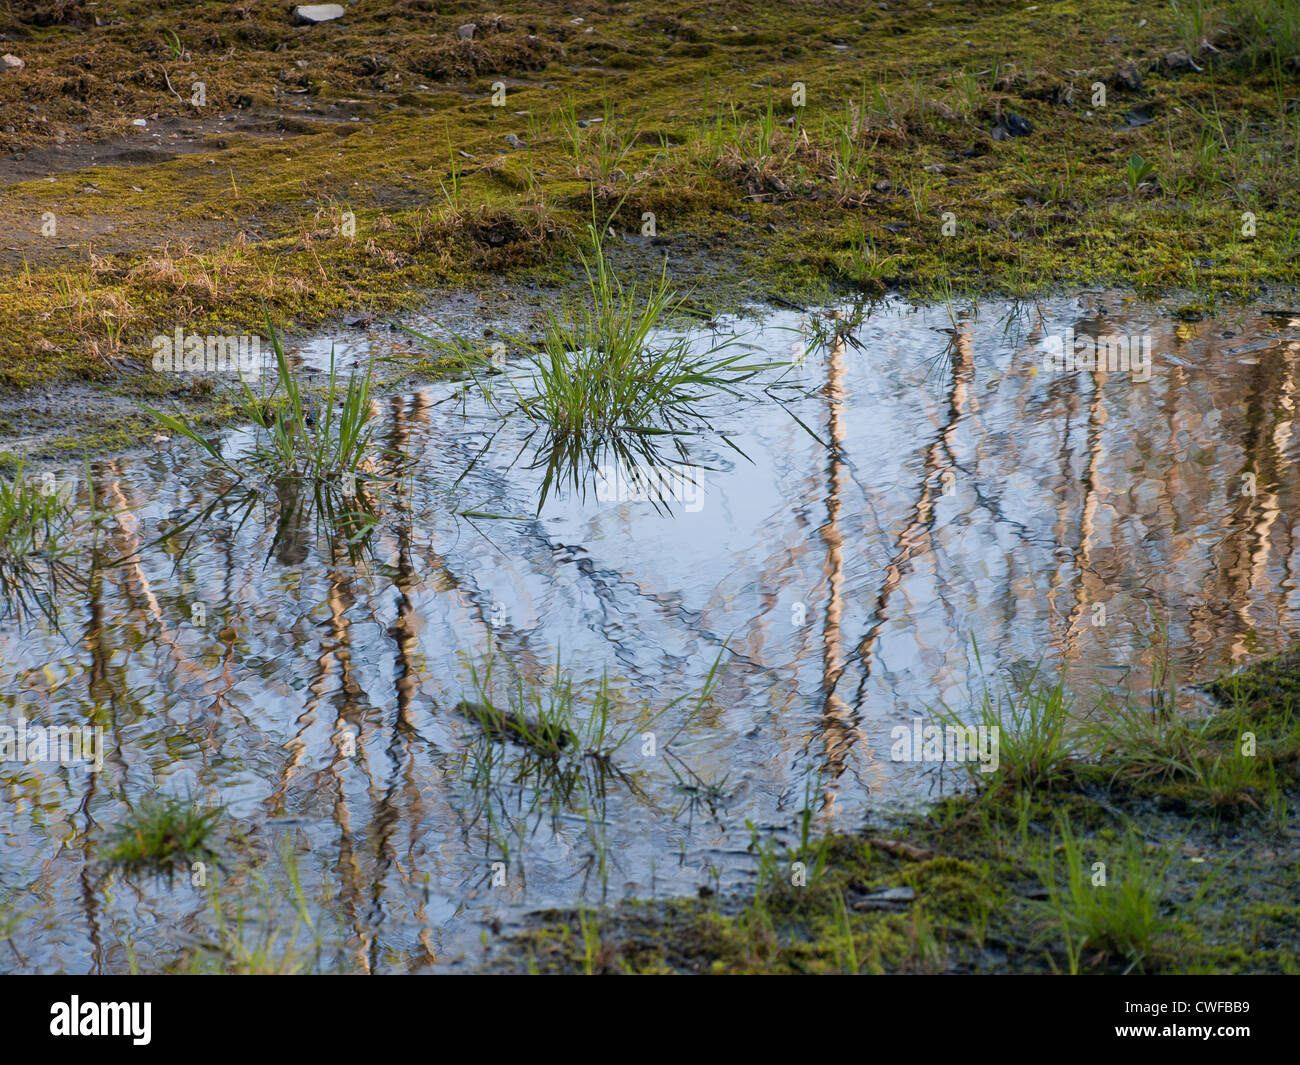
left=2, top=291, right=1298, bottom=972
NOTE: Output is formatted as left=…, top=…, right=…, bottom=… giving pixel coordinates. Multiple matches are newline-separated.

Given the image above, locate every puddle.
left=2, top=291, right=1299, bottom=972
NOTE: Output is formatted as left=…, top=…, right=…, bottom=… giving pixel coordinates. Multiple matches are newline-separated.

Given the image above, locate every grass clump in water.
left=458, top=643, right=724, bottom=768
left=102, top=796, right=221, bottom=881
left=0, top=461, right=77, bottom=622
left=144, top=310, right=391, bottom=557
left=127, top=843, right=326, bottom=974
left=198, top=846, right=322, bottom=975
left=454, top=645, right=726, bottom=891
left=934, top=654, right=1084, bottom=797
left=457, top=652, right=621, bottom=765
left=514, top=225, right=769, bottom=440
left=147, top=310, right=379, bottom=486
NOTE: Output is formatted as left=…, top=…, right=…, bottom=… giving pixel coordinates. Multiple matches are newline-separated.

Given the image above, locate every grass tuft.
left=102, top=795, right=221, bottom=880
left=935, top=655, right=1084, bottom=796
left=0, top=461, right=77, bottom=622
left=513, top=224, right=770, bottom=440
left=1035, top=817, right=1180, bottom=973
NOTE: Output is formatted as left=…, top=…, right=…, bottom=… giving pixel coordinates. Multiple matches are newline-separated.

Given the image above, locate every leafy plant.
left=1124, top=153, right=1158, bottom=197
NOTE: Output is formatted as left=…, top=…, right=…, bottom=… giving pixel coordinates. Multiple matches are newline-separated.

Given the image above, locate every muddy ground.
left=1, top=0, right=1298, bottom=460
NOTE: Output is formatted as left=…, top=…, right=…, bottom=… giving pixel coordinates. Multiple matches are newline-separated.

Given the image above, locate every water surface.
left=2, top=292, right=1298, bottom=972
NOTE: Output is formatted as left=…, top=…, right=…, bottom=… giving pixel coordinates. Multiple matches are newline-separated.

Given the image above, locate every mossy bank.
left=485, top=648, right=1300, bottom=974
left=0, top=0, right=1298, bottom=459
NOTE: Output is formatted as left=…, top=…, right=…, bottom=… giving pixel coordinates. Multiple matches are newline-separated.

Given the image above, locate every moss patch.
left=1, top=0, right=1298, bottom=411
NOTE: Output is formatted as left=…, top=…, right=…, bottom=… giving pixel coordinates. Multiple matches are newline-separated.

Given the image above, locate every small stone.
left=458, top=23, right=476, bottom=40
left=852, top=885, right=917, bottom=910
left=293, top=5, right=345, bottom=25
left=1002, top=111, right=1033, bottom=136
left=503, top=133, right=527, bottom=149
left=866, top=886, right=916, bottom=901
left=1115, top=58, right=1143, bottom=91
left=874, top=178, right=892, bottom=192
left=132, top=119, right=147, bottom=127
left=1165, top=50, right=1192, bottom=69
left=1, top=54, right=24, bottom=73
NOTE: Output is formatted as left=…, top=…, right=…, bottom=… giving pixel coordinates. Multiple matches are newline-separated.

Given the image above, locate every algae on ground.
left=1, top=0, right=1298, bottom=410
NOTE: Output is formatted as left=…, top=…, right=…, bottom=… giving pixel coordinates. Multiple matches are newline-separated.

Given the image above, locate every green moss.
left=2, top=0, right=1298, bottom=416
left=1206, top=648, right=1300, bottom=731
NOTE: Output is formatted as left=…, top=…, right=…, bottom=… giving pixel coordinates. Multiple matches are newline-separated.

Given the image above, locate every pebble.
left=293, top=4, right=345, bottom=25
left=1001, top=111, right=1033, bottom=137
left=1115, top=58, right=1143, bottom=91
